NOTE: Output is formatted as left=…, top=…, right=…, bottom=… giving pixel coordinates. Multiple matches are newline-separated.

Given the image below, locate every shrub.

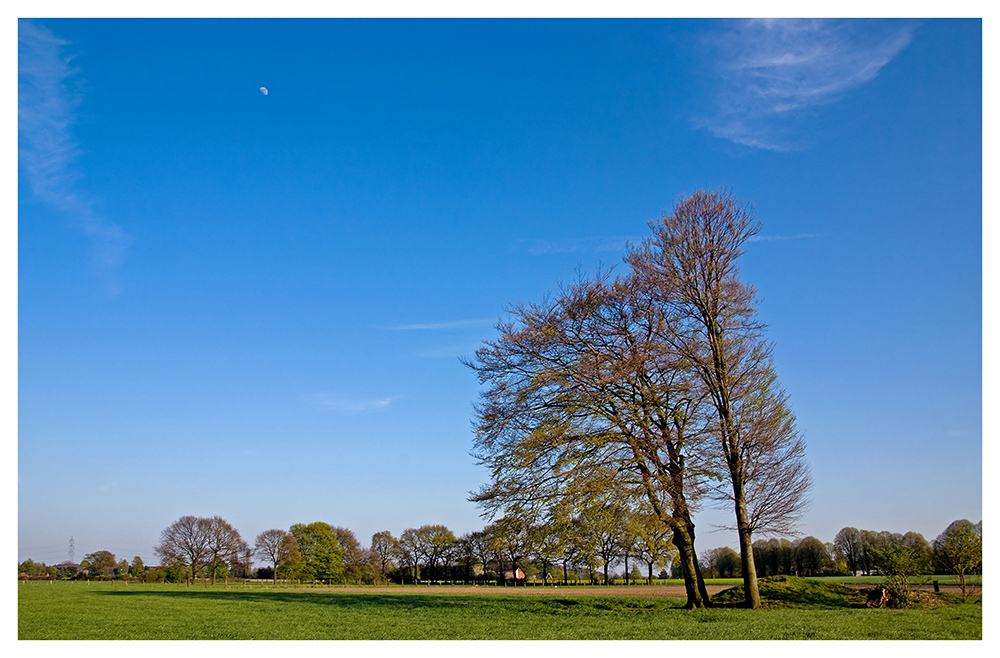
left=868, top=543, right=922, bottom=597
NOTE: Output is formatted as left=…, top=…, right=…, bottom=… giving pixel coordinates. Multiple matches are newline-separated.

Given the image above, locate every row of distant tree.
left=699, top=520, right=982, bottom=597
left=147, top=510, right=680, bottom=586
left=17, top=507, right=678, bottom=586
left=18, top=517, right=981, bottom=599
left=18, top=553, right=150, bottom=581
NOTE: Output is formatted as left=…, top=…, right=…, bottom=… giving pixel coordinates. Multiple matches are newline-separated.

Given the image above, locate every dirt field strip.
left=254, top=582, right=981, bottom=599
left=273, top=584, right=735, bottom=597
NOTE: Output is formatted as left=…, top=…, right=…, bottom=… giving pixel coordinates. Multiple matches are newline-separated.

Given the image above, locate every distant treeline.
left=18, top=517, right=982, bottom=594
left=17, top=510, right=675, bottom=585
left=700, top=521, right=983, bottom=582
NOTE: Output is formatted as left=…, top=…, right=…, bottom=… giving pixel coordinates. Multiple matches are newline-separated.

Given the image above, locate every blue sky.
left=17, top=16, right=982, bottom=566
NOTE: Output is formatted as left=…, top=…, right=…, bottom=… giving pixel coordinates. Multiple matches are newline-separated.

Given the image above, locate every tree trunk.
left=707, top=316, right=761, bottom=609
left=719, top=405, right=761, bottom=607
left=632, top=446, right=709, bottom=608
left=731, top=482, right=761, bottom=608
left=665, top=467, right=711, bottom=607
left=671, top=520, right=710, bottom=609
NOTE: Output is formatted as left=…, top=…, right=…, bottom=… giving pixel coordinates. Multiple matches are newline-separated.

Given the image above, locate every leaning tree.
left=626, top=189, right=810, bottom=608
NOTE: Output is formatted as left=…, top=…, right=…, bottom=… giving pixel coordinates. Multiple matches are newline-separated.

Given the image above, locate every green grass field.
left=18, top=580, right=981, bottom=640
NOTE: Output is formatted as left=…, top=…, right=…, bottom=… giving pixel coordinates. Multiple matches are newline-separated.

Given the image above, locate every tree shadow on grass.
left=94, top=589, right=689, bottom=614
left=98, top=590, right=469, bottom=610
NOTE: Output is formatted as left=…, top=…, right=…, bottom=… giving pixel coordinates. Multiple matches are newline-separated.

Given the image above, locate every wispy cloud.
left=748, top=233, right=816, bottom=242
left=18, top=20, right=130, bottom=283
left=97, top=481, right=117, bottom=494
left=382, top=318, right=495, bottom=331
left=303, top=393, right=397, bottom=413
left=416, top=344, right=483, bottom=359
left=697, top=19, right=915, bottom=150
left=520, top=236, right=640, bottom=256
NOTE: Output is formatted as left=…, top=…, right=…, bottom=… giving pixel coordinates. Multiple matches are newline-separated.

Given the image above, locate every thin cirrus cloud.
left=18, top=20, right=130, bottom=278
left=697, top=18, right=915, bottom=151
left=416, top=344, right=484, bottom=359
left=382, top=318, right=496, bottom=331
left=521, top=236, right=641, bottom=256
left=303, top=393, right=397, bottom=413
left=748, top=233, right=816, bottom=242
left=379, top=319, right=495, bottom=359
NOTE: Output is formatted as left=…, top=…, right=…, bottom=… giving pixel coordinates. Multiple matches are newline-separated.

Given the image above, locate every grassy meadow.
left=18, top=579, right=981, bottom=640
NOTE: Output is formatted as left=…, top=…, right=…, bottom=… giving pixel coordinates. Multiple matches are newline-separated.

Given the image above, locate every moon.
left=259, top=87, right=268, bottom=96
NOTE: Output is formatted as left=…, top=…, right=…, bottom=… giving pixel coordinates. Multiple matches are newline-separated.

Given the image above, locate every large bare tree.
left=154, top=515, right=211, bottom=581
left=627, top=189, right=809, bottom=608
left=254, top=529, right=299, bottom=583
left=204, top=516, right=244, bottom=584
